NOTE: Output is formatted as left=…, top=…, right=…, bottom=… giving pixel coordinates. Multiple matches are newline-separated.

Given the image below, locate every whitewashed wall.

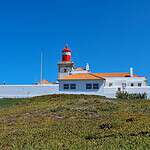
left=125, top=87, right=150, bottom=96
left=59, top=80, right=105, bottom=92
left=0, top=84, right=59, bottom=98
left=104, top=77, right=147, bottom=87
left=0, top=81, right=149, bottom=99
left=70, top=70, right=89, bottom=74
left=59, top=86, right=150, bottom=98
left=59, top=79, right=150, bottom=98
left=103, top=86, right=150, bottom=98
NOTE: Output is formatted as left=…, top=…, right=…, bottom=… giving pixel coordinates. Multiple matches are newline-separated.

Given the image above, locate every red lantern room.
left=62, top=45, right=71, bottom=62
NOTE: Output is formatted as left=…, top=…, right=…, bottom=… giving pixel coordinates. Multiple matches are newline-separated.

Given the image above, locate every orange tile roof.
left=75, top=67, right=84, bottom=71
left=40, top=80, right=49, bottom=84
left=59, top=73, right=105, bottom=81
left=59, top=72, right=140, bottom=81
left=94, top=73, right=139, bottom=77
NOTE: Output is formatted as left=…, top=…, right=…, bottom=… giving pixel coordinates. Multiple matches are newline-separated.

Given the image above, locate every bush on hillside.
left=116, top=91, right=147, bottom=100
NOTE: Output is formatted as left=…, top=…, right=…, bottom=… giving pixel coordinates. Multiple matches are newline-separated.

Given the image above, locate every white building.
left=59, top=72, right=149, bottom=98
left=58, top=46, right=150, bottom=98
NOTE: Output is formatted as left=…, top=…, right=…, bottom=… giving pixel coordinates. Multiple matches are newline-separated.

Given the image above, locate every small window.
left=122, top=83, right=126, bottom=88
left=64, top=69, right=67, bottom=72
left=70, top=84, right=76, bottom=89
left=138, top=83, right=142, bottom=87
left=122, top=83, right=127, bottom=87
left=64, top=84, right=69, bottom=89
left=109, top=83, right=113, bottom=87
left=93, top=84, right=99, bottom=89
left=131, top=83, right=134, bottom=87
left=118, top=88, right=121, bottom=92
left=86, top=84, right=92, bottom=89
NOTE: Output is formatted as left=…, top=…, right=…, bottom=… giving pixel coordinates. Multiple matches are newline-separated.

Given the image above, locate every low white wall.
left=0, top=84, right=59, bottom=98
left=0, top=84, right=149, bottom=99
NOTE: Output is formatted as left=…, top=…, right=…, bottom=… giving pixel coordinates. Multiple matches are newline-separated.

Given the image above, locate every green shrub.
left=116, top=91, right=147, bottom=100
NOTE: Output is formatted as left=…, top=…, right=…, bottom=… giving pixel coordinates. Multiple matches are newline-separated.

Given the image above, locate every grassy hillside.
left=0, top=94, right=150, bottom=150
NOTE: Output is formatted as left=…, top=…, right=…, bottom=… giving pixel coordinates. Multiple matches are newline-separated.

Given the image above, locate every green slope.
left=0, top=94, right=150, bottom=150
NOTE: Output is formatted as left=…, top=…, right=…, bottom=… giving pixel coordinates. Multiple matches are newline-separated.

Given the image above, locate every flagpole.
left=40, top=51, right=43, bottom=84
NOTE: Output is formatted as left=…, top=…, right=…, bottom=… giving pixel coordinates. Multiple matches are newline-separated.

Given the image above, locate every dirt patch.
left=99, top=123, right=113, bottom=129
left=126, top=118, right=135, bottom=122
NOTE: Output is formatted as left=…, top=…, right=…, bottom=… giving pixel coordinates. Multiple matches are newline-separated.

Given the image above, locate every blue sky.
left=0, top=0, right=150, bottom=84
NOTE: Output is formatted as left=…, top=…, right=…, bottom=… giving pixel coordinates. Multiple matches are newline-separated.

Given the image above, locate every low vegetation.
left=0, top=94, right=150, bottom=150
left=116, top=91, right=147, bottom=100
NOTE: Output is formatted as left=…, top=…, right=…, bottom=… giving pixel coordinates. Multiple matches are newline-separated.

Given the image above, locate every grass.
left=0, top=94, right=150, bottom=150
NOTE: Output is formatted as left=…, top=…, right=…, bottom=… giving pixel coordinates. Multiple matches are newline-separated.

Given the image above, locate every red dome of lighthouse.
left=62, top=45, right=72, bottom=62
left=63, top=46, right=71, bottom=52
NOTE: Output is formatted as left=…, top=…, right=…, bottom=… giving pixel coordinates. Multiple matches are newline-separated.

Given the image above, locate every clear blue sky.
left=0, top=0, right=150, bottom=84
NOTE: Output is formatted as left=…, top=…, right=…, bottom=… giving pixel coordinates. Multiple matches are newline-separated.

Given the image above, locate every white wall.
left=59, top=80, right=105, bottom=92
left=59, top=86, right=150, bottom=99
left=70, top=70, right=89, bottom=74
left=0, top=84, right=59, bottom=98
left=104, top=77, right=147, bottom=87
left=125, top=87, right=150, bottom=95
left=103, top=86, right=150, bottom=98
left=59, top=79, right=150, bottom=99
left=0, top=80, right=150, bottom=99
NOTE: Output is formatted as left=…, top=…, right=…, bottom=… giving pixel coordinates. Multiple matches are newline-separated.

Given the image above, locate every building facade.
left=58, top=45, right=150, bottom=98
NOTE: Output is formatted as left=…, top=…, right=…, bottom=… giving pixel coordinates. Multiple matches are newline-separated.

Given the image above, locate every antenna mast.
left=40, top=51, right=43, bottom=84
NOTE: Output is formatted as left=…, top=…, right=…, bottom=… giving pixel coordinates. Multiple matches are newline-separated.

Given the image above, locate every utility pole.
left=40, top=51, right=43, bottom=84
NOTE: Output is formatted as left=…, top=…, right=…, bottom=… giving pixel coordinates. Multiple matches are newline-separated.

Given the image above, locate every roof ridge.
left=59, top=73, right=105, bottom=80
left=95, top=72, right=130, bottom=74
left=89, top=73, right=105, bottom=79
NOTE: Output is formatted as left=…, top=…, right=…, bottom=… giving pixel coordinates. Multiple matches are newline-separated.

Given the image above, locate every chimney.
left=86, top=63, right=90, bottom=72
left=130, top=67, right=133, bottom=77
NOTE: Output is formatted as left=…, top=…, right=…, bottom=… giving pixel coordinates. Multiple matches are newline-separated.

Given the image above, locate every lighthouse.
left=62, top=45, right=71, bottom=62
left=58, top=45, right=74, bottom=79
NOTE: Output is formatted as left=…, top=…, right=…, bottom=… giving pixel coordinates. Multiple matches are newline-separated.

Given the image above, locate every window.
left=64, top=84, right=69, bottom=89
left=64, top=69, right=67, bottom=72
left=93, top=83, right=99, bottom=89
left=122, top=83, right=126, bottom=87
left=118, top=88, right=121, bottom=92
left=86, top=84, right=92, bottom=89
left=131, top=83, right=134, bottom=87
left=109, top=83, right=113, bottom=87
left=122, top=83, right=126, bottom=89
left=138, top=83, right=142, bottom=87
left=70, top=84, right=76, bottom=89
